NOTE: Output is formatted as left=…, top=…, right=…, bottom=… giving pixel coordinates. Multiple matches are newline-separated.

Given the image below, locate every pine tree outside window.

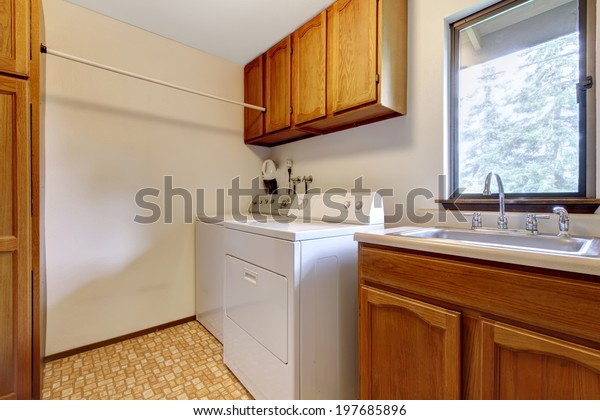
left=449, top=0, right=595, bottom=199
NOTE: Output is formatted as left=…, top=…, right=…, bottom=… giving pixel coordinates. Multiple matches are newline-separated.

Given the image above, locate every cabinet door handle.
left=244, top=270, right=257, bottom=285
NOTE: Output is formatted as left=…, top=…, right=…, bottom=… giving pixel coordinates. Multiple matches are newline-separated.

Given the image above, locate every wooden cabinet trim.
left=267, top=42, right=289, bottom=57
left=30, top=0, right=42, bottom=398
left=0, top=236, right=17, bottom=251
left=483, top=320, right=600, bottom=373
left=363, top=285, right=461, bottom=329
left=296, top=15, right=323, bottom=37
left=358, top=286, right=372, bottom=399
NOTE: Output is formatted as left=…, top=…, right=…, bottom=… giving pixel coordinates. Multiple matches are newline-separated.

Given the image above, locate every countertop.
left=355, top=226, right=600, bottom=277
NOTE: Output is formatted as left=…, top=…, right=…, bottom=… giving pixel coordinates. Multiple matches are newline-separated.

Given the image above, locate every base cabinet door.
left=0, top=75, right=30, bottom=400
left=359, top=286, right=461, bottom=399
left=481, top=320, right=600, bottom=399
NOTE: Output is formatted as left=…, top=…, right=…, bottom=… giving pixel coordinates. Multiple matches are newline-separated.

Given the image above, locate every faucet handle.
left=525, top=213, right=550, bottom=234
left=301, top=175, right=313, bottom=194
left=497, top=215, right=508, bottom=230
left=553, top=207, right=570, bottom=237
left=464, top=211, right=483, bottom=228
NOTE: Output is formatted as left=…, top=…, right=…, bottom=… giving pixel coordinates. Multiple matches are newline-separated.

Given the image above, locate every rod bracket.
left=40, top=44, right=47, bottom=54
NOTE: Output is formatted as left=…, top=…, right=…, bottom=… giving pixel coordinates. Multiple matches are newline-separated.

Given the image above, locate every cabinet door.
left=0, top=75, right=30, bottom=399
left=292, top=11, right=326, bottom=125
left=330, top=0, right=377, bottom=114
left=244, top=55, right=264, bottom=141
left=359, top=286, right=461, bottom=399
left=481, top=320, right=600, bottom=399
left=0, top=0, right=29, bottom=76
left=265, top=36, right=291, bottom=133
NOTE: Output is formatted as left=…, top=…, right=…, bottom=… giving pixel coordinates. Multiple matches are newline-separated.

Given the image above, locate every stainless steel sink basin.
left=387, top=227, right=600, bottom=257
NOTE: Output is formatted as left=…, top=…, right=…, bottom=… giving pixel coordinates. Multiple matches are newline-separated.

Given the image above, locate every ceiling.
left=66, top=0, right=335, bottom=65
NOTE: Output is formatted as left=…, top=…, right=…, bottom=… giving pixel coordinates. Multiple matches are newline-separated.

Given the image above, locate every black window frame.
left=448, top=0, right=592, bottom=200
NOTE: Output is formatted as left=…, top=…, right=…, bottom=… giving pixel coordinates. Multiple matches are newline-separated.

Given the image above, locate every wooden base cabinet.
left=358, top=243, right=600, bottom=400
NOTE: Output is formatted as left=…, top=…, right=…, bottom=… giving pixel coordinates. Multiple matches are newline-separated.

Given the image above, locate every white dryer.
left=223, top=193, right=384, bottom=400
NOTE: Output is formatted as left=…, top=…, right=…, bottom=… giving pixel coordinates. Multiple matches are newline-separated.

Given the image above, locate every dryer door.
left=225, top=255, right=288, bottom=363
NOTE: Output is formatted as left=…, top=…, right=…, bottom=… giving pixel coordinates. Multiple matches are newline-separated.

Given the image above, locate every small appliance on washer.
left=223, top=192, right=384, bottom=400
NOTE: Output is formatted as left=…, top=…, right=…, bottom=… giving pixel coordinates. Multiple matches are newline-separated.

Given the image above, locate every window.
left=449, top=0, right=595, bottom=198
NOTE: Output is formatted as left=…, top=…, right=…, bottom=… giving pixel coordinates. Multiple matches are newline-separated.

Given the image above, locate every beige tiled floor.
left=42, top=321, right=253, bottom=400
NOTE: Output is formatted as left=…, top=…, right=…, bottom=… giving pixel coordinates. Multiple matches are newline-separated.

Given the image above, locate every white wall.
left=42, top=0, right=269, bottom=355
left=271, top=0, right=600, bottom=235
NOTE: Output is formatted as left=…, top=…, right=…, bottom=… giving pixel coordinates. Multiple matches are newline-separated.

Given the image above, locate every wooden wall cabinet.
left=243, top=55, right=264, bottom=141
left=358, top=244, right=600, bottom=400
left=0, top=0, right=30, bottom=77
left=0, top=0, right=39, bottom=399
left=311, top=0, right=406, bottom=133
left=243, top=0, right=407, bottom=146
left=265, top=36, right=291, bottom=133
left=330, top=0, right=378, bottom=114
left=244, top=36, right=315, bottom=146
left=292, top=11, right=327, bottom=126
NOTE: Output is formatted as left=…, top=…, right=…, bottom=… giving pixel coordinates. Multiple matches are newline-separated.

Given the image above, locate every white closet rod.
left=40, top=44, right=266, bottom=112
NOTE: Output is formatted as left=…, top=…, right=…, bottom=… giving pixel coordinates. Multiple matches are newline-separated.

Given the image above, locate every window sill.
left=436, top=198, right=600, bottom=214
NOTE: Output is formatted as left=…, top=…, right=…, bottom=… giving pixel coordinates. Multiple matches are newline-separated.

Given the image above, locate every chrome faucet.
left=482, top=172, right=508, bottom=229
left=553, top=207, right=570, bottom=237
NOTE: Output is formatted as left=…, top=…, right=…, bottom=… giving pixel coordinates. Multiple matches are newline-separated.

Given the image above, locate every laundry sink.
left=386, top=227, right=600, bottom=257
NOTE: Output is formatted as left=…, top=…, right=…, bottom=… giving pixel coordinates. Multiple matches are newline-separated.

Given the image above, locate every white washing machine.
left=223, top=193, right=384, bottom=400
